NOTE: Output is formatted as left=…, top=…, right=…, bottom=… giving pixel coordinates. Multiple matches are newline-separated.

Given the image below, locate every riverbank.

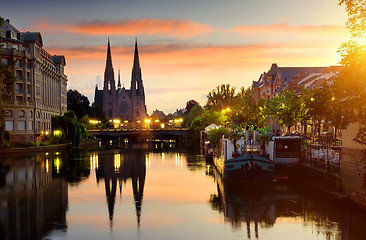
left=0, top=140, right=99, bottom=156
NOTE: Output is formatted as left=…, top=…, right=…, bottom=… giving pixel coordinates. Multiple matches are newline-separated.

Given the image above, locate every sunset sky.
left=2, top=0, right=349, bottom=114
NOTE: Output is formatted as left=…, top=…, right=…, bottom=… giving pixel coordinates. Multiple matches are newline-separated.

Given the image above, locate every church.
left=94, top=39, right=147, bottom=123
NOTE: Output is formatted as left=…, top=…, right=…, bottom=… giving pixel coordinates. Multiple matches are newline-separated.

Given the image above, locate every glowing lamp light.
left=45, top=131, right=49, bottom=135
left=53, top=130, right=62, bottom=137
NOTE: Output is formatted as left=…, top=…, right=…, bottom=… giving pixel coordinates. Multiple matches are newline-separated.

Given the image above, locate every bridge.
left=88, top=128, right=189, bottom=148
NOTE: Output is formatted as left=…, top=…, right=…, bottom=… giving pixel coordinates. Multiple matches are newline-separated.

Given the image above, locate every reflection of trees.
left=54, top=148, right=91, bottom=185
left=95, top=150, right=146, bottom=229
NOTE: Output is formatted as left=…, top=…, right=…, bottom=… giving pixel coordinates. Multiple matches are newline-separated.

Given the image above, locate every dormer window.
left=11, top=31, right=17, bottom=39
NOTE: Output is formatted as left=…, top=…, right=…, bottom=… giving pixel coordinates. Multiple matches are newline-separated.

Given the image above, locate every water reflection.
left=208, top=164, right=366, bottom=240
left=210, top=167, right=275, bottom=238
left=95, top=150, right=146, bottom=229
left=0, top=154, right=68, bottom=240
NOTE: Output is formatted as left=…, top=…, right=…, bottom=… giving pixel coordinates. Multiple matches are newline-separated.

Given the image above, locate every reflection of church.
left=94, top=39, right=147, bottom=121
left=95, top=151, right=146, bottom=228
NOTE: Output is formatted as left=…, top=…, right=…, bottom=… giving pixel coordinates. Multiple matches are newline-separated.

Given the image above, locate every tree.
left=0, top=17, right=16, bottom=146
left=67, top=89, right=90, bottom=120
left=186, top=104, right=204, bottom=127
left=52, top=111, right=87, bottom=146
left=189, top=110, right=226, bottom=131
left=185, top=99, right=199, bottom=115
left=267, top=89, right=302, bottom=133
left=235, top=87, right=266, bottom=127
left=335, top=0, right=366, bottom=144
left=206, top=84, right=237, bottom=111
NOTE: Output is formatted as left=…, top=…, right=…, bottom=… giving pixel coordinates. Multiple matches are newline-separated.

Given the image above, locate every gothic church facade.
left=94, top=39, right=147, bottom=122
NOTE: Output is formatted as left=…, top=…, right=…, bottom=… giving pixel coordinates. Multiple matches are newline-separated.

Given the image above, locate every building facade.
left=0, top=18, right=68, bottom=142
left=252, top=63, right=327, bottom=103
left=94, top=39, right=147, bottom=123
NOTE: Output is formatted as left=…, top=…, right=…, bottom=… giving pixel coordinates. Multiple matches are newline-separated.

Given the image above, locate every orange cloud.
left=35, top=19, right=213, bottom=38
left=232, top=23, right=347, bottom=36
left=47, top=39, right=343, bottom=113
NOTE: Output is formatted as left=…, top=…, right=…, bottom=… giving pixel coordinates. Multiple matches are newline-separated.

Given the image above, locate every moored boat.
left=214, top=138, right=275, bottom=182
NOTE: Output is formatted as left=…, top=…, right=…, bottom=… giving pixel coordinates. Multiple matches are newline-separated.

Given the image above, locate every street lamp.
left=144, top=118, right=151, bottom=129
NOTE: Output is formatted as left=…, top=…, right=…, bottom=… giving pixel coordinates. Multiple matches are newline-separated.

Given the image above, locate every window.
left=5, top=121, right=13, bottom=131
left=19, top=110, right=25, bottom=117
left=29, top=111, right=33, bottom=118
left=17, top=121, right=25, bottom=130
left=13, top=44, right=19, bottom=50
left=11, top=31, right=17, bottom=39
left=1, top=57, right=9, bottom=65
left=0, top=29, right=5, bottom=38
left=5, top=110, right=12, bottom=117
left=28, top=121, right=33, bottom=130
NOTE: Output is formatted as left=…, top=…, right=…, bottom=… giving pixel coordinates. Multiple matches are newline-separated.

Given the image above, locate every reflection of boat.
left=214, top=138, right=274, bottom=181
left=210, top=167, right=276, bottom=238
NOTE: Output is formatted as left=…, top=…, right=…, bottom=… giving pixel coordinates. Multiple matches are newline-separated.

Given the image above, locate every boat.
left=213, top=137, right=275, bottom=182
left=266, top=136, right=302, bottom=164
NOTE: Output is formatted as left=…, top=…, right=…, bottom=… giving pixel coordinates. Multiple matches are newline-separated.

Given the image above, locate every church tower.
left=103, top=39, right=116, bottom=119
left=131, top=38, right=147, bottom=121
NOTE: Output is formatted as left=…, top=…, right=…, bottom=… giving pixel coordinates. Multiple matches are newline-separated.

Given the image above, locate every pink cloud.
left=35, top=18, right=214, bottom=38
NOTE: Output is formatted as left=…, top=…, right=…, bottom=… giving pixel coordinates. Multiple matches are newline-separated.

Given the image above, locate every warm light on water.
left=1, top=149, right=366, bottom=240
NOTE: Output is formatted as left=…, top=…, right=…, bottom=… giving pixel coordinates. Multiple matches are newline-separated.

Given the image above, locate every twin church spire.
left=105, top=37, right=141, bottom=89
left=97, top=37, right=147, bottom=121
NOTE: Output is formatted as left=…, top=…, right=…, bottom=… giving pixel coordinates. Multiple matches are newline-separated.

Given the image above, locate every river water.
left=1, top=146, right=366, bottom=240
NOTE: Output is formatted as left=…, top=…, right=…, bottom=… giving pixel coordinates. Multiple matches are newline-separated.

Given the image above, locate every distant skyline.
left=2, top=0, right=349, bottom=114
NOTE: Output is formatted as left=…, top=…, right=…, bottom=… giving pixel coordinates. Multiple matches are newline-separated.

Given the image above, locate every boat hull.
left=214, top=155, right=275, bottom=182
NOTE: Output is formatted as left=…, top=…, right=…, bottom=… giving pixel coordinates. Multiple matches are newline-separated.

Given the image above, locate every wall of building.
left=340, top=123, right=366, bottom=209
left=1, top=19, right=67, bottom=143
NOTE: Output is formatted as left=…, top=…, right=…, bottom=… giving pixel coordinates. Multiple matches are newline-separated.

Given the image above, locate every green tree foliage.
left=235, top=87, right=266, bottom=127
left=339, top=0, right=366, bottom=38
left=189, top=110, right=226, bottom=131
left=206, top=84, right=237, bottom=111
left=267, top=89, right=302, bottom=132
left=67, top=89, right=90, bottom=120
left=52, top=111, right=87, bottom=146
left=336, top=0, right=366, bottom=144
left=0, top=18, right=16, bottom=145
left=185, top=104, right=204, bottom=127
left=206, top=127, right=229, bottom=148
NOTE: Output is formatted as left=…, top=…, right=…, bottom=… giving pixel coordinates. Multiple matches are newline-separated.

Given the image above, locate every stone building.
left=252, top=63, right=327, bottom=103
left=94, top=39, right=147, bottom=123
left=0, top=18, right=68, bottom=142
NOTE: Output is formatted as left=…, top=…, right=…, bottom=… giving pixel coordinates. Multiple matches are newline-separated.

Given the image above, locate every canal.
left=1, top=146, right=366, bottom=240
